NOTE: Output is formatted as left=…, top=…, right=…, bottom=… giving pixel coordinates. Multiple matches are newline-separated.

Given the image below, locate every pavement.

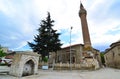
left=0, top=68, right=120, bottom=79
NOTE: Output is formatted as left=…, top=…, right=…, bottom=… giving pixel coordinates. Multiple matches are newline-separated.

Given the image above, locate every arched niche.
left=22, top=59, right=35, bottom=76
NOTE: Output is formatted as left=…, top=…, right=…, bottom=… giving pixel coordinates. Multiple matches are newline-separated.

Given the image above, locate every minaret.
left=79, top=3, right=92, bottom=50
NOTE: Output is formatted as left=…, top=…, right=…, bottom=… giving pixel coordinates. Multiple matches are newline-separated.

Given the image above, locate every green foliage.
left=100, top=53, right=105, bottom=64
left=0, top=63, right=8, bottom=66
left=43, top=56, right=48, bottom=62
left=0, top=46, right=7, bottom=58
left=28, top=12, right=62, bottom=60
left=0, top=45, right=7, bottom=64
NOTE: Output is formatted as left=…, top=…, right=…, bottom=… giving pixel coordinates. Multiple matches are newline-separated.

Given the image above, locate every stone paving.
left=0, top=68, right=120, bottom=79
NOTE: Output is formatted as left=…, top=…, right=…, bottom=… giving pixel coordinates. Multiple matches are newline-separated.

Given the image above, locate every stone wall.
left=53, top=61, right=98, bottom=70
left=104, top=41, right=120, bottom=68
left=55, top=44, right=83, bottom=64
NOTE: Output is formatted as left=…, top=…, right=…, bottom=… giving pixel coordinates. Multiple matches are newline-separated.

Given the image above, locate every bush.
left=0, top=48, right=7, bottom=58
left=0, top=63, right=8, bottom=66
left=43, top=57, right=48, bottom=62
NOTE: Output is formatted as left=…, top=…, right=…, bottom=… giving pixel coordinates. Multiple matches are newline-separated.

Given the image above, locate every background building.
left=104, top=40, right=120, bottom=68
left=1, top=47, right=8, bottom=53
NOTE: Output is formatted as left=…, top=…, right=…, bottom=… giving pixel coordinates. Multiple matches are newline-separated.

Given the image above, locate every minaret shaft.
left=80, top=15, right=91, bottom=48
left=79, top=3, right=91, bottom=49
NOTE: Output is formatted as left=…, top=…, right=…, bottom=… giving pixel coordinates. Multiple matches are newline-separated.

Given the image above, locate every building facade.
left=48, top=44, right=101, bottom=70
left=55, top=44, right=101, bottom=65
left=1, top=47, right=8, bottom=53
left=104, top=41, right=120, bottom=68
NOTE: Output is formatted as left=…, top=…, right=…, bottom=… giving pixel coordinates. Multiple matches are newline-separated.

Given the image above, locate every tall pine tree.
left=28, top=12, right=62, bottom=59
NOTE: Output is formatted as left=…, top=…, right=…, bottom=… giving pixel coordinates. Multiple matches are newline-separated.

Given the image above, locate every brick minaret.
left=79, top=3, right=92, bottom=50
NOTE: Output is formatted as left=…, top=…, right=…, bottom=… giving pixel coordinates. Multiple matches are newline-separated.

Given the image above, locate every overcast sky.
left=0, top=0, right=120, bottom=51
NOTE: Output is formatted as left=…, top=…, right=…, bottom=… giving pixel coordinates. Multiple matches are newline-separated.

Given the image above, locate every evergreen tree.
left=28, top=12, right=62, bottom=60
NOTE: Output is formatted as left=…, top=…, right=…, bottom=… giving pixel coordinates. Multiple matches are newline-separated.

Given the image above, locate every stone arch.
left=23, top=57, right=37, bottom=66
left=22, top=59, right=34, bottom=76
left=22, top=57, right=38, bottom=76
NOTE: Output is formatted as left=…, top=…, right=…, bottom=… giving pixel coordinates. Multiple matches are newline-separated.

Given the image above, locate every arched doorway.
left=22, top=60, right=35, bottom=76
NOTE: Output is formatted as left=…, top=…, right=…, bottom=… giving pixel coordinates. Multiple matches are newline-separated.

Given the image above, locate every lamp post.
left=70, top=26, right=73, bottom=70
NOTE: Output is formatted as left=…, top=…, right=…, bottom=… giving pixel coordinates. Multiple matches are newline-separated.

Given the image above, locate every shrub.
left=43, top=57, right=48, bottom=62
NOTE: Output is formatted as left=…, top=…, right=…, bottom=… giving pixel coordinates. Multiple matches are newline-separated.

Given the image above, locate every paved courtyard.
left=0, top=68, right=120, bottom=79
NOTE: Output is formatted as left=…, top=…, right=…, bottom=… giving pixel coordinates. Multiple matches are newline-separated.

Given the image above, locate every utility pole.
left=70, top=26, right=73, bottom=70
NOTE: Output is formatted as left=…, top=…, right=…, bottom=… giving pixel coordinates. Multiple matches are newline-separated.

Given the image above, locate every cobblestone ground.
left=0, top=68, right=120, bottom=79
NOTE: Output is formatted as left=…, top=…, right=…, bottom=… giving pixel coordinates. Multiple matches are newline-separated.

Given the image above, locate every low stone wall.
left=0, top=66, right=10, bottom=73
left=53, top=63, right=95, bottom=70
left=38, top=58, right=99, bottom=70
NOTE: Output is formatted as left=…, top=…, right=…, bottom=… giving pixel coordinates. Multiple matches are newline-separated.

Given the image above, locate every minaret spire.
left=80, top=0, right=84, bottom=9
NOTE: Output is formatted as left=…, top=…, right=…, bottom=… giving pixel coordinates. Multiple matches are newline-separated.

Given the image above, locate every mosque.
left=49, top=3, right=102, bottom=69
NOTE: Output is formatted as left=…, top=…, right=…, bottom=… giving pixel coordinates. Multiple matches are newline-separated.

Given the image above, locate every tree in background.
left=0, top=45, right=7, bottom=63
left=0, top=45, right=6, bottom=58
left=100, top=52, right=105, bottom=65
left=28, top=12, right=62, bottom=60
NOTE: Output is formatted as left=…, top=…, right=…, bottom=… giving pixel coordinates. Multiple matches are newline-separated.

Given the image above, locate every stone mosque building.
left=50, top=3, right=102, bottom=69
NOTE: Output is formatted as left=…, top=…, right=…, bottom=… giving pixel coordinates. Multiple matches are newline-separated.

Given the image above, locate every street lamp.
left=70, top=26, right=73, bottom=70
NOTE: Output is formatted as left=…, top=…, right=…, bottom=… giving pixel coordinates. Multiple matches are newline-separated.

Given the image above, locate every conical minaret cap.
left=80, top=3, right=84, bottom=9
left=79, top=3, right=87, bottom=17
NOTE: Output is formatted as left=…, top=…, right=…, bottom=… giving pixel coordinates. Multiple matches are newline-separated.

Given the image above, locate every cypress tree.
left=28, top=12, right=62, bottom=60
